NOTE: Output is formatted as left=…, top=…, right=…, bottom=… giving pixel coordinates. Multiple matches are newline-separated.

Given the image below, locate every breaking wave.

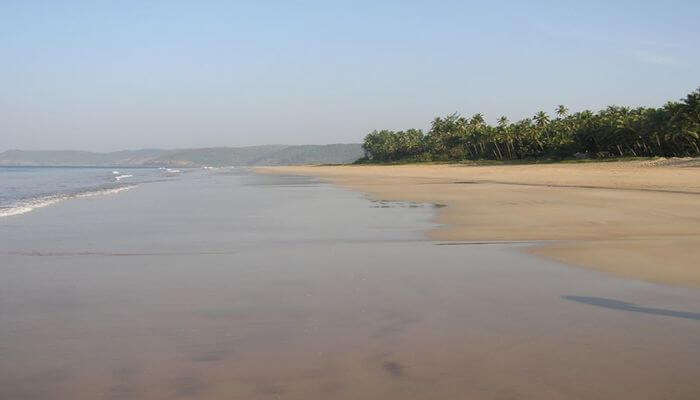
left=0, top=185, right=136, bottom=218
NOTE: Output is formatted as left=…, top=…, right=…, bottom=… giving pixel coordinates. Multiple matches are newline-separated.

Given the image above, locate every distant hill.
left=0, top=144, right=364, bottom=167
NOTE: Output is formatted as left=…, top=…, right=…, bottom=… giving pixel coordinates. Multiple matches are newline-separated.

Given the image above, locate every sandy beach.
left=4, top=168, right=700, bottom=399
left=258, top=160, right=700, bottom=287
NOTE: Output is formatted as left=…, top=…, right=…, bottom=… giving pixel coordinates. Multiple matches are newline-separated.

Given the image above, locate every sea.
left=0, top=166, right=184, bottom=218
left=1, top=166, right=699, bottom=399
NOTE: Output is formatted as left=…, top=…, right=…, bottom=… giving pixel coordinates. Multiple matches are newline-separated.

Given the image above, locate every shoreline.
left=256, top=161, right=700, bottom=288
left=5, top=166, right=700, bottom=399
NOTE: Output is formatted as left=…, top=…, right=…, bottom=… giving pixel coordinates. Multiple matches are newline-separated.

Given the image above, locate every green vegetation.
left=360, top=88, right=700, bottom=163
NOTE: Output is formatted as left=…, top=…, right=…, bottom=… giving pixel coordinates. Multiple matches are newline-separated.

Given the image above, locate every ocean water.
left=0, top=166, right=185, bottom=218
left=1, top=168, right=699, bottom=399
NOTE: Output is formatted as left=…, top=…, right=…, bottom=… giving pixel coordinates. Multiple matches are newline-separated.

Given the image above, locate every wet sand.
left=2, top=169, right=700, bottom=399
left=257, top=161, right=700, bottom=287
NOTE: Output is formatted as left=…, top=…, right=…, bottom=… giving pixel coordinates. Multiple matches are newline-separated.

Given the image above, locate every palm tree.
left=470, top=113, right=485, bottom=126
left=361, top=88, right=699, bottom=163
left=533, top=111, right=550, bottom=127
left=556, top=105, right=569, bottom=118
left=496, top=116, right=513, bottom=159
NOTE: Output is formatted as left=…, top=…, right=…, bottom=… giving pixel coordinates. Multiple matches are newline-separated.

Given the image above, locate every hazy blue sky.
left=2, top=1, right=699, bottom=151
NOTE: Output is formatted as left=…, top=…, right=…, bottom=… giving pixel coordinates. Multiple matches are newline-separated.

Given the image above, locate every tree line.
left=360, top=88, right=700, bottom=162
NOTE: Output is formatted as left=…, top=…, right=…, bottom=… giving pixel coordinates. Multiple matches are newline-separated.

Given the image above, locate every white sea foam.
left=112, top=170, right=120, bottom=174
left=114, top=174, right=133, bottom=181
left=0, top=186, right=136, bottom=218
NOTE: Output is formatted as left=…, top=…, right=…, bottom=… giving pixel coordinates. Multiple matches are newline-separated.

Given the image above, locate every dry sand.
left=257, top=160, right=700, bottom=287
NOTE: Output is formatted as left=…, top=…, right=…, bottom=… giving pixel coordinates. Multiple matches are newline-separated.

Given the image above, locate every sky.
left=2, top=1, right=699, bottom=152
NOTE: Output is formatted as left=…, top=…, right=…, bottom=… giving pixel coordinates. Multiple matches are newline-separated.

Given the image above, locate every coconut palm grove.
left=360, top=88, right=700, bottom=162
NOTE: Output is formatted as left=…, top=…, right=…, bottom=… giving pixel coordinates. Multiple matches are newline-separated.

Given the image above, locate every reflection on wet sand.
left=1, top=171, right=699, bottom=399
left=3, top=242, right=700, bottom=399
